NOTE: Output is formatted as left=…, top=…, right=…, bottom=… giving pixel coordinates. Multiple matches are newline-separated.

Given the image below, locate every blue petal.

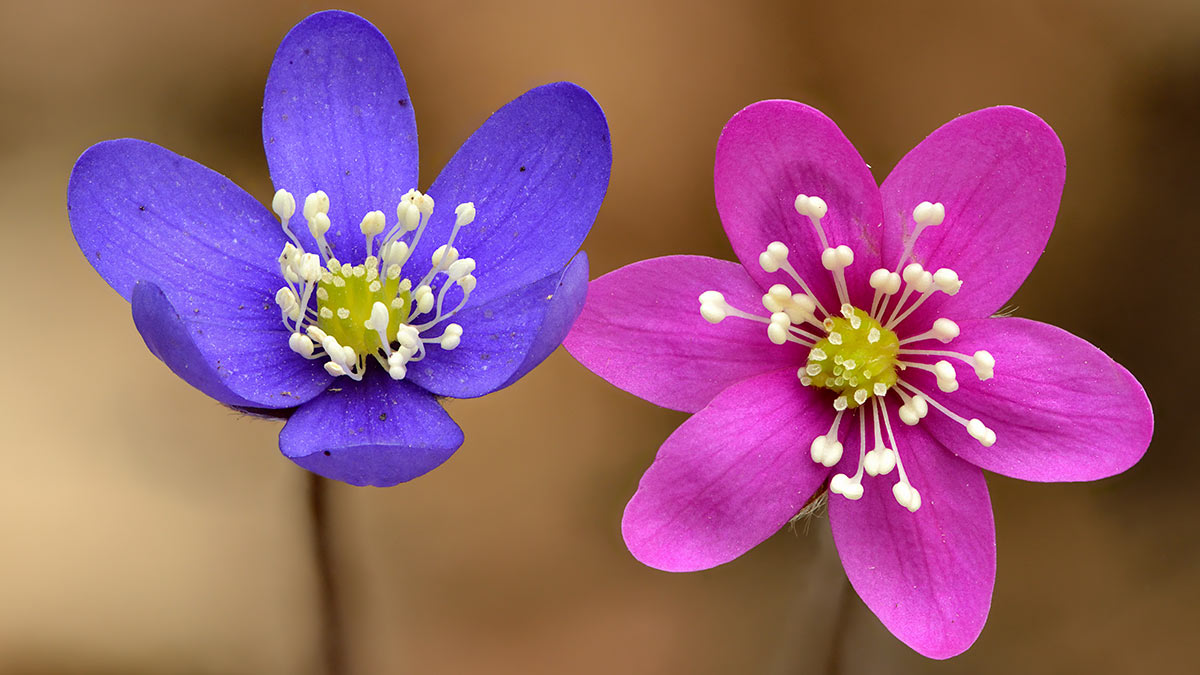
left=69, top=139, right=330, bottom=408
left=263, top=10, right=419, bottom=261
left=496, top=251, right=589, bottom=390
left=407, top=255, right=587, bottom=399
left=133, top=281, right=325, bottom=408
left=415, top=82, right=610, bottom=306
left=279, top=370, right=464, bottom=487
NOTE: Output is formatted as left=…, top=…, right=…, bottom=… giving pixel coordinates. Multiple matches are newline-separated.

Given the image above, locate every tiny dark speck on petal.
left=519, top=166, right=526, bottom=172
left=345, top=170, right=350, bottom=176
left=238, top=304, right=244, bottom=310
left=323, top=450, right=331, bottom=456
left=398, top=99, right=407, bottom=106
left=379, top=412, right=387, bottom=421
left=94, top=251, right=101, bottom=259
left=193, top=308, right=200, bottom=314
left=303, top=48, right=311, bottom=55
left=138, top=205, right=146, bottom=211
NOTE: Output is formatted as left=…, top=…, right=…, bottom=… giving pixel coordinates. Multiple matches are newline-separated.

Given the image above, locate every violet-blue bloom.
left=68, top=11, right=610, bottom=486
left=565, top=101, right=1152, bottom=658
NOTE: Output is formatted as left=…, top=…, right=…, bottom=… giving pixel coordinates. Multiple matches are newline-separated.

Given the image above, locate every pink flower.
left=564, top=101, right=1152, bottom=658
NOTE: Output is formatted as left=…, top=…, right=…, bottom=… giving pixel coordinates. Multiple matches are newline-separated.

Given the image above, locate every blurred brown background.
left=2, top=0, right=1197, bottom=672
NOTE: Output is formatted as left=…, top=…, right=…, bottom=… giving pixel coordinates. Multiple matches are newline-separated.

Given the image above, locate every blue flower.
left=67, top=10, right=611, bottom=486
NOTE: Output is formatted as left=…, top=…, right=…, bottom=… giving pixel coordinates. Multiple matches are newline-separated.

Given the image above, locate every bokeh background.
left=2, top=0, right=1197, bottom=672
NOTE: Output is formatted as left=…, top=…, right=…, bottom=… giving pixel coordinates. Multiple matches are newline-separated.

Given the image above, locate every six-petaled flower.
left=68, top=10, right=612, bottom=486
left=565, top=100, right=1152, bottom=658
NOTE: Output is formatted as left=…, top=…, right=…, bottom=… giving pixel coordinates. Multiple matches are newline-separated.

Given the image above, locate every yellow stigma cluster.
left=315, top=257, right=412, bottom=356
left=803, top=307, right=899, bottom=409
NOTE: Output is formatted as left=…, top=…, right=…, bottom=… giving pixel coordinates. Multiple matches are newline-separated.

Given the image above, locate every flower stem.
left=824, top=577, right=854, bottom=675
left=308, top=472, right=347, bottom=675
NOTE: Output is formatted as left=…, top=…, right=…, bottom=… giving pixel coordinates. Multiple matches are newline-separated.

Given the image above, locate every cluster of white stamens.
left=699, top=195, right=1000, bottom=512
left=272, top=187, right=477, bottom=382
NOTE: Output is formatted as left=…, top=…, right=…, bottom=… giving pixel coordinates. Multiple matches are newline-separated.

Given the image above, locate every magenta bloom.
left=565, top=101, right=1152, bottom=658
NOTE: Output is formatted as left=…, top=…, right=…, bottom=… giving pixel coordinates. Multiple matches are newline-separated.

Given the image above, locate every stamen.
left=898, top=317, right=960, bottom=345
left=273, top=189, right=302, bottom=249
left=868, top=268, right=902, bottom=319
left=898, top=347, right=995, bottom=381
left=360, top=210, right=386, bottom=259
left=892, top=201, right=945, bottom=273
left=897, top=380, right=996, bottom=447
left=879, top=399, right=921, bottom=512
left=809, top=410, right=845, bottom=467
left=758, top=242, right=831, bottom=318
left=897, top=359, right=959, bottom=392
left=829, top=412, right=867, bottom=501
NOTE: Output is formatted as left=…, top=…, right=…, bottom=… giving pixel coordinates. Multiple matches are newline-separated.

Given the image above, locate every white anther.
left=381, top=241, right=409, bottom=268
left=305, top=325, right=328, bottom=343
left=873, top=382, right=888, bottom=397
left=899, top=405, right=920, bottom=426
left=902, top=263, right=925, bottom=285
left=932, top=318, right=960, bottom=342
left=273, top=189, right=296, bottom=222
left=298, top=253, right=323, bottom=283
left=870, top=268, right=890, bottom=290
left=439, top=323, right=463, bottom=350
left=388, top=364, right=407, bottom=380
left=324, top=362, right=347, bottom=377
left=321, top=335, right=343, bottom=360
left=447, top=257, right=476, bottom=280
left=309, top=212, right=331, bottom=239
left=458, top=275, right=477, bottom=293
left=365, top=301, right=391, bottom=332
left=430, top=244, right=458, bottom=269
left=835, top=245, right=853, bottom=267
left=933, top=360, right=959, bottom=392
left=303, top=190, right=330, bottom=221
left=910, top=394, right=928, bottom=418
left=414, top=286, right=435, bottom=315
left=973, top=350, right=995, bottom=380
left=359, top=210, right=386, bottom=236
left=396, top=200, right=421, bottom=232
left=762, top=294, right=783, bottom=313
left=759, top=241, right=789, bottom=273
left=769, top=284, right=792, bottom=302
left=811, top=435, right=843, bottom=467
left=794, top=194, right=828, bottom=220
left=821, top=247, right=839, bottom=271
left=454, top=202, right=476, bottom=228
left=833, top=396, right=848, bottom=411
left=932, top=268, right=962, bottom=295
left=913, top=201, right=945, bottom=226
left=415, top=193, right=435, bottom=215
left=275, top=287, right=298, bottom=310
left=879, top=448, right=897, bottom=475
left=288, top=332, right=314, bottom=357
left=853, top=388, right=869, bottom=405
left=892, top=481, right=914, bottom=510
left=967, top=418, right=997, bottom=447
left=699, top=290, right=729, bottom=324
left=767, top=322, right=788, bottom=345
left=829, top=473, right=863, bottom=500
left=396, top=324, right=421, bottom=350
left=792, top=294, right=816, bottom=313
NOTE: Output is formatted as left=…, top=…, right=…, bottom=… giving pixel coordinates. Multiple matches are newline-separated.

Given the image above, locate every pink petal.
left=564, top=255, right=802, bottom=413
left=622, top=369, right=833, bottom=572
left=880, top=107, right=1065, bottom=329
left=912, top=317, right=1152, bottom=482
left=714, top=100, right=883, bottom=311
left=830, top=419, right=995, bottom=659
